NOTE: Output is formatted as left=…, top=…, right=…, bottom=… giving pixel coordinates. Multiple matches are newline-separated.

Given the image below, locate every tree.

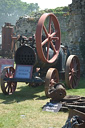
left=0, top=0, right=39, bottom=28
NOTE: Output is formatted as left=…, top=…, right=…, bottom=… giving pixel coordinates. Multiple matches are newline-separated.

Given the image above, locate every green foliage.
left=0, top=0, right=39, bottom=27
left=50, top=6, right=68, bottom=12
left=46, top=6, right=69, bottom=15
left=0, top=1, right=69, bottom=29
left=31, top=6, right=69, bottom=20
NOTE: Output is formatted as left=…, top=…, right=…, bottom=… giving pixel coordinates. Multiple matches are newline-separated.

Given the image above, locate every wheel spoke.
left=72, top=80, right=75, bottom=88
left=50, top=31, right=57, bottom=37
left=50, top=41, right=57, bottom=54
left=7, top=86, right=10, bottom=93
left=73, top=76, right=77, bottom=85
left=72, top=76, right=75, bottom=87
left=46, top=42, right=50, bottom=60
left=69, top=76, right=72, bottom=85
left=41, top=38, right=49, bottom=46
left=74, top=74, right=79, bottom=79
left=52, top=37, right=59, bottom=40
left=74, top=70, right=79, bottom=78
left=72, top=76, right=77, bottom=88
left=43, top=25, right=48, bottom=37
left=5, top=83, right=9, bottom=89
left=73, top=70, right=79, bottom=76
left=69, top=72, right=72, bottom=76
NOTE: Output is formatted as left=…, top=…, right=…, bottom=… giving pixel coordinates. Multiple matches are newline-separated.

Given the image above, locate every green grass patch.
left=66, top=77, right=85, bottom=96
left=0, top=77, right=85, bottom=128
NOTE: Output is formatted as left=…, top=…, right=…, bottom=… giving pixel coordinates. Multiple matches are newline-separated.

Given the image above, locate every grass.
left=0, top=77, right=85, bottom=128
left=66, top=77, right=85, bottom=96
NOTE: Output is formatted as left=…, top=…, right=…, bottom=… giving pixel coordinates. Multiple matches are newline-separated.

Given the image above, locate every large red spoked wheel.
left=45, top=68, right=59, bottom=97
left=36, top=13, right=61, bottom=63
left=65, top=55, right=80, bottom=88
left=0, top=67, right=17, bottom=95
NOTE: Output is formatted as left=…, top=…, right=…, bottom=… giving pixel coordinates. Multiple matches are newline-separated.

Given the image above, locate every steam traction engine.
left=0, top=13, right=80, bottom=98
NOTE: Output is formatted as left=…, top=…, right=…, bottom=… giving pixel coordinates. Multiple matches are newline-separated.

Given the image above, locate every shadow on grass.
left=1, top=77, right=84, bottom=104
left=0, top=84, right=47, bottom=104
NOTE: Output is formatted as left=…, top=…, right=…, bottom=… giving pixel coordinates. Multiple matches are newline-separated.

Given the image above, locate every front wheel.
left=0, top=66, right=17, bottom=95
left=45, top=68, right=59, bottom=97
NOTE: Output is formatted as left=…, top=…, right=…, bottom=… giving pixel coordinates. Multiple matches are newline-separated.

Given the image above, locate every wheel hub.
left=48, top=34, right=52, bottom=41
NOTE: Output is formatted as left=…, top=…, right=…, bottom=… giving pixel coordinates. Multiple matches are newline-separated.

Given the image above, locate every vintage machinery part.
left=68, top=109, right=85, bottom=123
left=36, top=13, right=60, bottom=63
left=0, top=66, right=17, bottom=95
left=15, top=45, right=36, bottom=65
left=65, top=55, right=80, bottom=88
left=45, top=68, right=59, bottom=97
left=62, top=95, right=81, bottom=102
left=48, top=83, right=66, bottom=101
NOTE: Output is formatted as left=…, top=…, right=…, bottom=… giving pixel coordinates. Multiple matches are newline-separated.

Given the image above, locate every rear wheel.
left=65, top=55, right=80, bottom=88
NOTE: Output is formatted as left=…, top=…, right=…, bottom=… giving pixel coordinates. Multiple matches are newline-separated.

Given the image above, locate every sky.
left=21, top=0, right=72, bottom=10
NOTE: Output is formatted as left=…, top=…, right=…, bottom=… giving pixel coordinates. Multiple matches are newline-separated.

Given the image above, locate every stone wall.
left=14, top=12, right=69, bottom=43
left=68, top=0, right=85, bottom=43
left=14, top=16, right=38, bottom=37
left=67, top=0, right=85, bottom=74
